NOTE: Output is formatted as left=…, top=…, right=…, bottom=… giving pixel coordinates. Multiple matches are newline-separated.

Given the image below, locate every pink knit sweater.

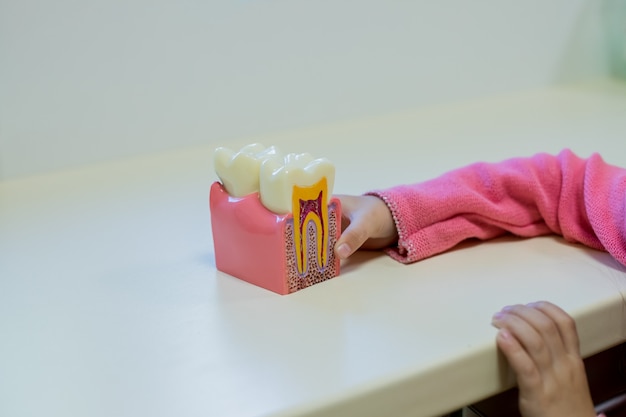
left=370, top=149, right=626, bottom=266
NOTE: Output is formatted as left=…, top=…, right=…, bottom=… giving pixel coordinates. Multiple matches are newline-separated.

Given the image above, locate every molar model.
left=210, top=144, right=341, bottom=295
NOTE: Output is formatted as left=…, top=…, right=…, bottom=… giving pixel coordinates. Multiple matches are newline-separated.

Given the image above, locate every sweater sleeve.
left=368, top=149, right=626, bottom=266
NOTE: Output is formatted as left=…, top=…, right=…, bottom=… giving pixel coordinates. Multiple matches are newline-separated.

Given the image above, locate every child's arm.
left=491, top=302, right=597, bottom=417
left=335, top=149, right=626, bottom=266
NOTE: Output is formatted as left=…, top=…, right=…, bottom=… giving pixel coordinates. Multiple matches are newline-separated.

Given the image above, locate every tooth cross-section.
left=292, top=178, right=329, bottom=276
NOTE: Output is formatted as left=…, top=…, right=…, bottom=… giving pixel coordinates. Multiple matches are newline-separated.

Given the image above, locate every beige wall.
left=0, top=0, right=618, bottom=179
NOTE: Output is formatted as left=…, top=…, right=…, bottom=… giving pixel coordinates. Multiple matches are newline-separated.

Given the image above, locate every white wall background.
left=0, top=0, right=620, bottom=180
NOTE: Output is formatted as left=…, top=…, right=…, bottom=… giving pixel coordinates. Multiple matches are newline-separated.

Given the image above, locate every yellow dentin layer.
left=292, top=178, right=329, bottom=275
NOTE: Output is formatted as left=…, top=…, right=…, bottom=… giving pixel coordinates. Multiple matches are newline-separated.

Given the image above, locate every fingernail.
left=336, top=243, right=352, bottom=259
left=498, top=329, right=511, bottom=340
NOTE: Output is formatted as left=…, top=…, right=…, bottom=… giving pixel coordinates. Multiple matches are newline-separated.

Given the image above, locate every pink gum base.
left=209, top=182, right=341, bottom=295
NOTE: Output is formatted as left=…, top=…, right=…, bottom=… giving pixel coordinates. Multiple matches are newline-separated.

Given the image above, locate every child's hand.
left=491, top=302, right=596, bottom=417
left=333, top=195, right=398, bottom=260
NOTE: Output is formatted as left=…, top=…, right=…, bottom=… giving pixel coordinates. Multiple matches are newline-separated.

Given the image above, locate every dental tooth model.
left=210, top=143, right=341, bottom=295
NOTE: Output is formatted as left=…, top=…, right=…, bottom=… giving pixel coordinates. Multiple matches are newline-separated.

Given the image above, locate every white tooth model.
left=260, top=153, right=335, bottom=215
left=214, top=143, right=281, bottom=198
left=210, top=143, right=342, bottom=295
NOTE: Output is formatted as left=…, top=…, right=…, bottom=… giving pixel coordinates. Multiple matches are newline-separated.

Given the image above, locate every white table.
left=1, top=79, right=626, bottom=417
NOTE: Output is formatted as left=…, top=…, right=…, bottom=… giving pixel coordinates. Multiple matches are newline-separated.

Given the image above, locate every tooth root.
left=292, top=178, right=329, bottom=275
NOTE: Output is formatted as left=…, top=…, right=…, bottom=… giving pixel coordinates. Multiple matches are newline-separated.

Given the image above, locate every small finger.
left=492, top=306, right=553, bottom=368
left=495, top=328, right=541, bottom=391
left=528, top=301, right=580, bottom=356
left=335, top=222, right=370, bottom=260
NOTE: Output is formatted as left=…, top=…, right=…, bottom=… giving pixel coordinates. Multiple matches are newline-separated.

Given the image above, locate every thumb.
left=335, top=215, right=370, bottom=260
